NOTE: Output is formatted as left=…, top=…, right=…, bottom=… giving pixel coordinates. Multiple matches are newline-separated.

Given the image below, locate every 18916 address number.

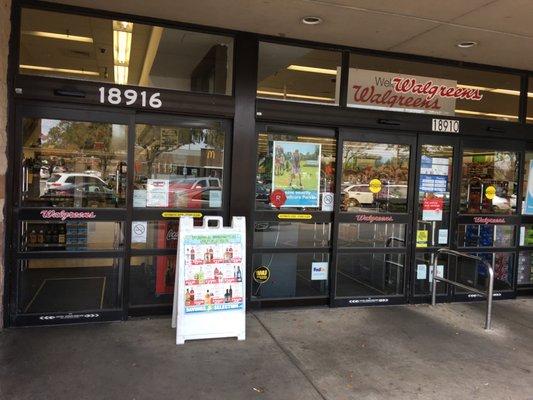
left=98, top=87, right=162, bottom=108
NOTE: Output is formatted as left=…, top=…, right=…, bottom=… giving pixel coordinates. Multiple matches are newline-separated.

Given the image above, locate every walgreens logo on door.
left=347, top=69, right=483, bottom=115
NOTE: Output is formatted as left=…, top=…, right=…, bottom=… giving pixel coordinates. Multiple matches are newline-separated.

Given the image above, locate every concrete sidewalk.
left=1, top=299, right=532, bottom=400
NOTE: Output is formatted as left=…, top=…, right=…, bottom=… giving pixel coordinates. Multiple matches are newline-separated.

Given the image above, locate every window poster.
left=422, top=196, right=444, bottom=221
left=183, top=233, right=244, bottom=313
left=524, top=160, right=533, bottom=215
left=146, top=179, right=169, bottom=207
left=271, top=141, right=321, bottom=207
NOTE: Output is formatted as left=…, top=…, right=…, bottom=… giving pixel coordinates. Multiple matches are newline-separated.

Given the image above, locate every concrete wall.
left=0, top=0, right=11, bottom=328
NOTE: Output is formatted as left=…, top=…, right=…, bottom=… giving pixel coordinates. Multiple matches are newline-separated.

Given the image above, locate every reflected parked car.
left=43, top=181, right=117, bottom=207
left=168, top=177, right=222, bottom=208
left=45, top=173, right=109, bottom=193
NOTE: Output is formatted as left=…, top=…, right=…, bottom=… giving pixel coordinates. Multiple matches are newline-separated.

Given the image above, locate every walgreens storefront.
left=4, top=2, right=533, bottom=326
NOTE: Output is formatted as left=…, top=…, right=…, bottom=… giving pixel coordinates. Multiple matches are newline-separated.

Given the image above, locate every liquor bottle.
left=198, top=266, right=205, bottom=284
left=38, top=226, right=45, bottom=245
left=224, top=289, right=229, bottom=303
left=228, top=246, right=233, bottom=259
left=208, top=247, right=214, bottom=261
left=185, top=289, right=190, bottom=306
left=236, top=266, right=242, bottom=282
left=229, top=285, right=233, bottom=301
left=233, top=266, right=237, bottom=280
left=58, top=224, right=66, bottom=246
left=44, top=224, right=52, bottom=244
left=165, top=262, right=174, bottom=287
left=190, top=289, right=195, bottom=303
left=190, top=248, right=195, bottom=261
left=29, top=227, right=37, bottom=245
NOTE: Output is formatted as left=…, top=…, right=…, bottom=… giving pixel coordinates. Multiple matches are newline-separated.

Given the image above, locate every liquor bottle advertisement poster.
left=183, top=233, right=244, bottom=313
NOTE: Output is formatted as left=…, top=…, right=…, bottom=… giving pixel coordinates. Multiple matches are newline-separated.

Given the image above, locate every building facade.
left=2, top=1, right=533, bottom=327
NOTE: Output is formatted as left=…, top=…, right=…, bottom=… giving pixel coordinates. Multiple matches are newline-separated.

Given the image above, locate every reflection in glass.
left=20, top=8, right=233, bottom=94
left=257, top=42, right=341, bottom=105
left=20, top=221, right=123, bottom=251
left=255, top=133, right=336, bottom=211
left=456, top=252, right=514, bottom=291
left=253, top=222, right=331, bottom=248
left=518, top=252, right=533, bottom=285
left=251, top=253, right=329, bottom=299
left=129, top=255, right=175, bottom=306
left=336, top=253, right=404, bottom=297
left=338, top=223, right=406, bottom=247
left=521, top=152, right=533, bottom=214
left=18, top=258, right=121, bottom=313
left=341, top=142, right=410, bottom=213
left=134, top=123, right=225, bottom=209
left=457, top=225, right=515, bottom=248
left=21, top=118, right=127, bottom=208
left=460, top=149, right=518, bottom=214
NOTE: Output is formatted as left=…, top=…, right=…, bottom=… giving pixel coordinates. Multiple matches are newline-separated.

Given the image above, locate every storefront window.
left=522, top=152, right=533, bottom=214
left=457, top=225, right=515, bottom=247
left=129, top=255, right=175, bottom=306
left=251, top=253, right=329, bottom=299
left=20, top=221, right=123, bottom=251
left=460, top=149, right=519, bottom=214
left=255, top=132, right=336, bottom=211
left=341, top=142, right=410, bottom=213
left=416, top=145, right=453, bottom=247
left=413, top=252, right=448, bottom=295
left=349, top=54, right=521, bottom=122
left=21, top=118, right=127, bottom=208
left=19, top=8, right=233, bottom=95
left=456, top=252, right=514, bottom=291
left=134, top=123, right=225, bottom=209
left=253, top=222, right=331, bottom=248
left=257, top=42, right=341, bottom=105
left=336, top=253, right=405, bottom=297
left=338, top=223, right=406, bottom=247
left=18, top=257, right=121, bottom=313
left=518, top=251, right=533, bottom=285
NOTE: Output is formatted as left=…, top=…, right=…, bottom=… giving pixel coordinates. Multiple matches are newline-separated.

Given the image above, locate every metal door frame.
left=330, top=128, right=418, bottom=307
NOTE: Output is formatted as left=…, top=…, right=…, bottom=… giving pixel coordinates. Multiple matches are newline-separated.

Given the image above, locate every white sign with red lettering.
left=347, top=69, right=483, bottom=115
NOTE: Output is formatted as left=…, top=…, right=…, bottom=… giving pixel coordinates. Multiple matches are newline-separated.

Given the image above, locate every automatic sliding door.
left=332, top=132, right=415, bottom=306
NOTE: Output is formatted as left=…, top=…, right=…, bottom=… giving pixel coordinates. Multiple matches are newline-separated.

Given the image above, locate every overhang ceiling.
left=46, top=0, right=533, bottom=71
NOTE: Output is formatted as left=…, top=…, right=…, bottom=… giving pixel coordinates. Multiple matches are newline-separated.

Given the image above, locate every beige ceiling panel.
left=391, top=24, right=533, bottom=70
left=307, top=0, right=495, bottom=22
left=452, top=0, right=533, bottom=36
left=46, top=0, right=438, bottom=49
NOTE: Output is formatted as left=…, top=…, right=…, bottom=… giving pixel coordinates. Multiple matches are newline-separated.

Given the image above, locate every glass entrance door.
left=11, top=104, right=130, bottom=325
left=410, top=136, right=459, bottom=302
left=452, top=142, right=521, bottom=301
left=332, top=130, right=416, bottom=306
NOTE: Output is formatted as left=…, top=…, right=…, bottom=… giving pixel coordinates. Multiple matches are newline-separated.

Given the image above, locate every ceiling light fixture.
left=19, top=64, right=99, bottom=76
left=22, top=30, right=94, bottom=43
left=113, top=20, right=133, bottom=85
left=456, top=41, right=478, bottom=48
left=301, top=16, right=323, bottom=25
left=287, top=65, right=337, bottom=75
left=257, top=89, right=334, bottom=102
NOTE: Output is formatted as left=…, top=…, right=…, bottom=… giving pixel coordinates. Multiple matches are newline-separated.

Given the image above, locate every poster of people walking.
left=272, top=141, right=322, bottom=207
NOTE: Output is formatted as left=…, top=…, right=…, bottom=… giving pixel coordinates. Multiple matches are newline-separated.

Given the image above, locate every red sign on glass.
left=270, top=189, right=287, bottom=208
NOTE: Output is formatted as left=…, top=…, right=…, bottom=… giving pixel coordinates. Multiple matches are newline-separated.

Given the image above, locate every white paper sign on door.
left=146, top=179, right=169, bottom=207
left=131, top=221, right=147, bottom=243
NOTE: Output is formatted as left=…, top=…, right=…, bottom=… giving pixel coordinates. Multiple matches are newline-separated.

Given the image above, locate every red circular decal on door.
left=270, top=189, right=287, bottom=208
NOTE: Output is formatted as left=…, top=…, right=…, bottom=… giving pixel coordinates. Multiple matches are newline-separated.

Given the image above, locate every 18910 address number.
left=98, top=87, right=162, bottom=108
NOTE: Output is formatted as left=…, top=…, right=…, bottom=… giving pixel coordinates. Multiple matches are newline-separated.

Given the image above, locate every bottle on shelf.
left=236, top=266, right=242, bottom=282
left=29, top=226, right=37, bottom=246
left=58, top=224, right=66, bottom=246
left=37, top=226, right=44, bottom=245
